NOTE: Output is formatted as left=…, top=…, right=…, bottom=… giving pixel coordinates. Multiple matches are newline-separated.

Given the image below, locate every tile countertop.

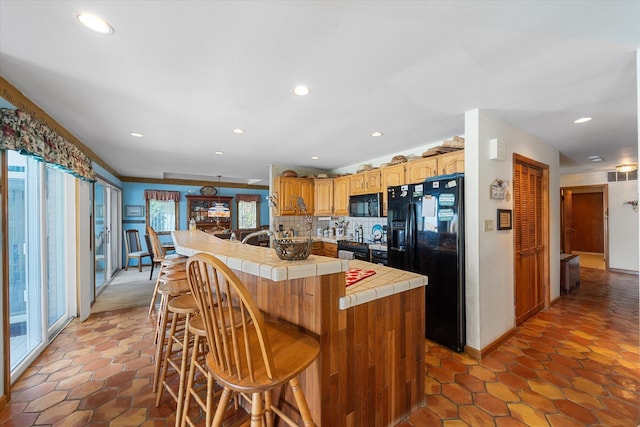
left=172, top=230, right=425, bottom=310
left=341, top=260, right=427, bottom=310
left=173, top=230, right=349, bottom=282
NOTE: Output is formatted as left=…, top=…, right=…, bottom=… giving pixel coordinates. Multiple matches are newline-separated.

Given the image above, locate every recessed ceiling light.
left=371, top=131, right=383, bottom=137
left=232, top=128, right=244, bottom=134
left=129, top=132, right=144, bottom=138
left=311, top=156, right=319, bottom=160
left=293, top=85, right=310, bottom=96
left=587, top=155, right=600, bottom=160
left=77, top=13, right=114, bottom=35
left=574, top=117, right=592, bottom=124
left=214, top=151, right=224, bottom=155
left=591, top=157, right=603, bottom=162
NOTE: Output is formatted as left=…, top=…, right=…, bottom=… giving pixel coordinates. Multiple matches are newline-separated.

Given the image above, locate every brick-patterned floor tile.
left=3, top=268, right=638, bottom=427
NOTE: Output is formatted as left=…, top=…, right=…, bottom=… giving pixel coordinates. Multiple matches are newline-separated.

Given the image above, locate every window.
left=237, top=194, right=261, bottom=230
left=144, top=190, right=180, bottom=234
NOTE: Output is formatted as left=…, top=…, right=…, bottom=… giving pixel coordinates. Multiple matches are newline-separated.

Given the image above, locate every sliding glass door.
left=7, top=150, right=73, bottom=377
left=94, top=179, right=121, bottom=297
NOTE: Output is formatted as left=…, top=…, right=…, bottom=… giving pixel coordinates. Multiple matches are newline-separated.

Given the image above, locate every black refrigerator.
left=387, top=173, right=465, bottom=352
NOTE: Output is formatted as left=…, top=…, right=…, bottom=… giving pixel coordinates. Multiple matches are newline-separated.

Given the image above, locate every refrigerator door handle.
left=407, top=203, right=415, bottom=262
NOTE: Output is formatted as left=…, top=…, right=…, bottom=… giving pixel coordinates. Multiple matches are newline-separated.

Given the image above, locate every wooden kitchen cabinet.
left=333, top=176, right=350, bottom=216
left=186, top=195, right=233, bottom=233
left=437, top=150, right=465, bottom=175
left=381, top=163, right=406, bottom=216
left=274, top=177, right=314, bottom=215
left=350, top=170, right=381, bottom=195
left=322, top=242, right=338, bottom=258
left=311, top=240, right=323, bottom=255
left=314, top=179, right=334, bottom=216
left=405, top=156, right=438, bottom=183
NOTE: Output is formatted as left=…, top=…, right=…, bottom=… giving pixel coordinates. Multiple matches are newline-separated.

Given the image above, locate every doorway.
left=94, top=179, right=121, bottom=300
left=560, top=185, right=608, bottom=270
left=513, top=154, right=549, bottom=325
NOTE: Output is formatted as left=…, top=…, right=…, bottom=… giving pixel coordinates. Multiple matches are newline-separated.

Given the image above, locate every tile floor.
left=0, top=267, right=638, bottom=426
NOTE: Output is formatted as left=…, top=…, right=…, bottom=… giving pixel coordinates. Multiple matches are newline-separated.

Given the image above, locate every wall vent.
left=607, top=170, right=638, bottom=182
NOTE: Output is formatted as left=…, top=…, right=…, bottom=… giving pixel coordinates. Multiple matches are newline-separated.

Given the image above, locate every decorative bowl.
left=273, top=237, right=312, bottom=261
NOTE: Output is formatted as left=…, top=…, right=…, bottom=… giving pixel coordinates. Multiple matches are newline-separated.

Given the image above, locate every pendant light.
left=208, top=175, right=230, bottom=218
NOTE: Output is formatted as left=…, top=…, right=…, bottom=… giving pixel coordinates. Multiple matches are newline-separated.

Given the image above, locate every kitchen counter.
left=171, top=229, right=425, bottom=426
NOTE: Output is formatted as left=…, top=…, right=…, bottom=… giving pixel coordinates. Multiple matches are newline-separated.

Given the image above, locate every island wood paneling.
left=235, top=269, right=425, bottom=426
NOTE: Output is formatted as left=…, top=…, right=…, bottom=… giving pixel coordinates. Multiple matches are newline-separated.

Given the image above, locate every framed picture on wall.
left=125, top=205, right=144, bottom=217
left=497, top=209, right=512, bottom=230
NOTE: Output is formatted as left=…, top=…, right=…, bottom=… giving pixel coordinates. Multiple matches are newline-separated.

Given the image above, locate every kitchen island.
left=172, top=230, right=427, bottom=426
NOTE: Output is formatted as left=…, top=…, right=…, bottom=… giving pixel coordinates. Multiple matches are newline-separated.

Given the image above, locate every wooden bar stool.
left=185, top=253, right=320, bottom=427
left=156, top=293, right=199, bottom=423
left=180, top=315, right=213, bottom=427
left=152, top=273, right=190, bottom=393
left=147, top=225, right=187, bottom=317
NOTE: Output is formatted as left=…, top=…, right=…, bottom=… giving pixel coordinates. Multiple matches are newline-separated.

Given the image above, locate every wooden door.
left=437, top=151, right=465, bottom=175
left=333, top=176, right=350, bottom=216
left=298, top=178, right=315, bottom=215
left=572, top=193, right=604, bottom=253
left=381, top=164, right=405, bottom=215
left=561, top=189, right=573, bottom=254
left=364, top=170, right=382, bottom=193
left=406, top=157, right=438, bottom=184
left=514, top=160, right=545, bottom=324
left=349, top=173, right=366, bottom=195
left=314, top=179, right=333, bottom=216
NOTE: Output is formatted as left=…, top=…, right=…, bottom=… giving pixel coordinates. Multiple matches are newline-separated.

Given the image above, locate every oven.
left=371, top=249, right=387, bottom=266
left=337, top=240, right=370, bottom=261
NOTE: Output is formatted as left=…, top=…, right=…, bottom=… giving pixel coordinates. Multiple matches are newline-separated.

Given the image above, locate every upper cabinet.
left=314, top=179, right=334, bottom=216
left=405, top=157, right=439, bottom=184
left=350, top=170, right=381, bottom=195
left=333, top=176, right=350, bottom=216
left=381, top=164, right=406, bottom=216
left=437, top=151, right=465, bottom=176
left=274, top=177, right=314, bottom=216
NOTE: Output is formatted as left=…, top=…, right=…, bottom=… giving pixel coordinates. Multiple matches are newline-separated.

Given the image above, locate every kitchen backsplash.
left=274, top=215, right=386, bottom=242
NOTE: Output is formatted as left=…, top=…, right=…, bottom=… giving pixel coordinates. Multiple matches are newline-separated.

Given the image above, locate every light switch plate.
left=484, top=219, right=494, bottom=231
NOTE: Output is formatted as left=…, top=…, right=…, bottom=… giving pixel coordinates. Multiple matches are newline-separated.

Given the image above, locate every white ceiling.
left=1, top=0, right=638, bottom=185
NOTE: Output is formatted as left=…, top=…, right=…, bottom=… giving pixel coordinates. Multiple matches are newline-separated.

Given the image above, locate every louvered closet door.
left=514, top=161, right=544, bottom=324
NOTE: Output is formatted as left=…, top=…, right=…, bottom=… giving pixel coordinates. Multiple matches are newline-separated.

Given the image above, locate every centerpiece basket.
left=273, top=237, right=312, bottom=261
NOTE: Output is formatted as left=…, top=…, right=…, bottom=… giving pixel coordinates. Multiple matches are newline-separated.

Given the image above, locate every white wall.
left=560, top=171, right=639, bottom=272
left=465, top=109, right=561, bottom=352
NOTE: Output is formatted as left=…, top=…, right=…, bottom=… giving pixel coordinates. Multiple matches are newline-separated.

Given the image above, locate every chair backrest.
left=144, top=234, right=155, bottom=259
left=186, top=253, right=276, bottom=382
left=146, top=225, right=167, bottom=261
left=124, top=229, right=143, bottom=254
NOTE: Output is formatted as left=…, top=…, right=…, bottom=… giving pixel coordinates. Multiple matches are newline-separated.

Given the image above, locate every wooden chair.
left=185, top=253, right=320, bottom=427
left=144, top=234, right=161, bottom=280
left=124, top=229, right=151, bottom=272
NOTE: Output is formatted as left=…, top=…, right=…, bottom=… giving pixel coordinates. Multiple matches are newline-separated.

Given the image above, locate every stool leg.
left=156, top=308, right=180, bottom=406
left=153, top=293, right=170, bottom=392
left=180, top=333, right=199, bottom=427
left=213, top=387, right=233, bottom=427
left=290, top=377, right=314, bottom=427
left=174, top=312, right=192, bottom=423
left=250, top=391, right=263, bottom=427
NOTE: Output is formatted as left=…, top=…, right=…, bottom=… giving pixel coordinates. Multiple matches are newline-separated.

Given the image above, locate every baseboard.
left=608, top=268, right=639, bottom=275
left=550, top=295, right=562, bottom=306
left=464, top=326, right=517, bottom=360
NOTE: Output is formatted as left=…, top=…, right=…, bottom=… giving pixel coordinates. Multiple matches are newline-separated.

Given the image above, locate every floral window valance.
left=144, top=190, right=181, bottom=201
left=0, top=108, right=96, bottom=181
left=236, top=194, right=262, bottom=202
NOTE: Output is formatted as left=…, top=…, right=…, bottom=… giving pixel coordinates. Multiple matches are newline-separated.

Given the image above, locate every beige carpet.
left=91, top=267, right=157, bottom=313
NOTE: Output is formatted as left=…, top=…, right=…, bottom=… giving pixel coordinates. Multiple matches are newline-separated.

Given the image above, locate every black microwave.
left=349, top=193, right=382, bottom=217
